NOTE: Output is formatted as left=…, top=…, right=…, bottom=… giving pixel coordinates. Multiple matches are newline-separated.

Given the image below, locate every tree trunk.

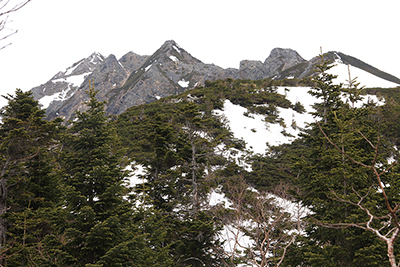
left=191, top=138, right=198, bottom=213
left=0, top=160, right=10, bottom=258
left=387, top=240, right=397, bottom=267
left=0, top=195, right=7, bottom=266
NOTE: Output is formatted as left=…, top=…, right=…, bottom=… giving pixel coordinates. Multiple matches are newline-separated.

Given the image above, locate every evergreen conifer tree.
left=61, top=83, right=131, bottom=266
left=286, top=58, right=400, bottom=266
left=0, top=89, right=64, bottom=265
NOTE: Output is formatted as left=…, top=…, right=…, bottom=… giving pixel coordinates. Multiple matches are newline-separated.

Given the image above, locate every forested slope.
left=2, top=59, right=400, bottom=266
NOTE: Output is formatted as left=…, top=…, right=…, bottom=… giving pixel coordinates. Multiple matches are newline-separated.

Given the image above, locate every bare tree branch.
left=0, top=0, right=32, bottom=50
left=214, top=176, right=305, bottom=266
left=315, top=116, right=400, bottom=267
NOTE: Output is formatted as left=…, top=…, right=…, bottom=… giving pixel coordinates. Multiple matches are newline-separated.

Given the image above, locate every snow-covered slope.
left=125, top=83, right=385, bottom=190
left=215, top=86, right=384, bottom=155
left=330, top=56, right=399, bottom=88
left=38, top=73, right=88, bottom=109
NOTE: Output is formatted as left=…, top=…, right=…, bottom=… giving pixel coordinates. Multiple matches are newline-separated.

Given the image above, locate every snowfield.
left=178, top=79, right=189, bottom=88
left=331, top=57, right=400, bottom=88
left=215, top=85, right=386, bottom=155
left=126, top=74, right=391, bottom=190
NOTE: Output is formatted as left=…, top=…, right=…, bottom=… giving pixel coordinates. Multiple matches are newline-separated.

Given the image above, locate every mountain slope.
left=276, top=51, right=400, bottom=88
left=104, top=40, right=230, bottom=115
left=334, top=52, right=400, bottom=86
left=31, top=52, right=104, bottom=110
left=29, top=40, right=400, bottom=122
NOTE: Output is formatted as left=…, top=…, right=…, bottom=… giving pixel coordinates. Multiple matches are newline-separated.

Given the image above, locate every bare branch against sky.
left=0, top=0, right=31, bottom=50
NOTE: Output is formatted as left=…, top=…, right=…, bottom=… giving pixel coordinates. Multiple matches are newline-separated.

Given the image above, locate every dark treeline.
left=1, top=61, right=400, bottom=266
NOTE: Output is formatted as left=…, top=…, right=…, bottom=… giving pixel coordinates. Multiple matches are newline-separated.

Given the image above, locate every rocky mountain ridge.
left=30, top=40, right=400, bottom=122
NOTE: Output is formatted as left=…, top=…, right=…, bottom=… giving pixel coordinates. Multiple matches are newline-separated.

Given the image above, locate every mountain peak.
left=162, top=39, right=179, bottom=47
left=87, top=52, right=104, bottom=63
left=149, top=40, right=201, bottom=65
left=156, top=40, right=182, bottom=55
left=54, top=52, right=104, bottom=79
left=268, top=48, right=303, bottom=59
left=265, top=48, right=305, bottom=66
left=263, top=48, right=305, bottom=77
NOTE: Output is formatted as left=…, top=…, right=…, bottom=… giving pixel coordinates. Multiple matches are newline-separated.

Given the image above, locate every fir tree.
left=61, top=83, right=131, bottom=266
left=0, top=89, right=64, bottom=265
left=308, top=54, right=343, bottom=124
left=286, top=59, right=400, bottom=266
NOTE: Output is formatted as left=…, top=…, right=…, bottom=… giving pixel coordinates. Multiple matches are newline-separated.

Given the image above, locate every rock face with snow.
left=102, top=40, right=231, bottom=116
left=31, top=50, right=150, bottom=121
left=30, top=40, right=400, bottom=122
left=31, top=52, right=105, bottom=110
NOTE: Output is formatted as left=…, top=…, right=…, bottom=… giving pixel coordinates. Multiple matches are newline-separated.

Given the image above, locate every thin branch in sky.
left=0, top=0, right=32, bottom=50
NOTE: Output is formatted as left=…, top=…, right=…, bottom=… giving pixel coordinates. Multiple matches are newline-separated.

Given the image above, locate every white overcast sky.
left=0, top=0, right=399, bottom=107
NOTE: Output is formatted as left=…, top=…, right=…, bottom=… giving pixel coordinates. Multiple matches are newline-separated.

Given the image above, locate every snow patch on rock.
left=178, top=79, right=189, bottom=88
left=38, top=88, right=73, bottom=109
left=169, top=55, right=179, bottom=62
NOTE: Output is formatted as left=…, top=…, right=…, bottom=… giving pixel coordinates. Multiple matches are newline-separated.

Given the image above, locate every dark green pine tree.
left=308, top=53, right=343, bottom=124
left=94, top=207, right=179, bottom=267
left=61, top=83, right=131, bottom=266
left=142, top=112, right=181, bottom=211
left=176, top=100, right=227, bottom=213
left=171, top=100, right=227, bottom=267
left=178, top=101, right=207, bottom=213
left=129, top=100, right=227, bottom=267
left=0, top=89, right=65, bottom=266
left=284, top=60, right=399, bottom=266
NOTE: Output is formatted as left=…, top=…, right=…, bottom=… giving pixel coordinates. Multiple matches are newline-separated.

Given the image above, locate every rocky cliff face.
left=31, top=40, right=238, bottom=121
left=31, top=52, right=104, bottom=109
left=237, top=48, right=305, bottom=80
left=264, top=48, right=306, bottom=76
left=30, top=40, right=400, bottom=122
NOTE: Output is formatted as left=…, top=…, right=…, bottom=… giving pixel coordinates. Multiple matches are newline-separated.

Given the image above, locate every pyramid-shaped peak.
left=87, top=51, right=105, bottom=62
left=162, top=40, right=179, bottom=47
left=51, top=52, right=104, bottom=79
left=159, top=40, right=184, bottom=54
left=151, top=40, right=202, bottom=65
left=100, top=54, right=125, bottom=71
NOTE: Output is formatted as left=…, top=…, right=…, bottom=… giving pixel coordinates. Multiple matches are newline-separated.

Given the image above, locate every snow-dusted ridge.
left=38, top=72, right=90, bottom=109
left=330, top=58, right=399, bottom=88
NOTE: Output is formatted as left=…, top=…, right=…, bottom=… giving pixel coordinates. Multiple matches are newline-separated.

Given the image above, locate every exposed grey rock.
left=264, top=48, right=306, bottom=77
left=239, top=60, right=268, bottom=80
left=29, top=40, right=400, bottom=122
left=48, top=54, right=130, bottom=121
left=31, top=52, right=105, bottom=111
left=119, top=51, right=149, bottom=71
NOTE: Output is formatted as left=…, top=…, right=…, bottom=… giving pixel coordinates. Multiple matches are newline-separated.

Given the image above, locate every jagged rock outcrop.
left=30, top=52, right=105, bottom=112
left=30, top=40, right=400, bottom=122
left=237, top=48, right=306, bottom=80
left=239, top=60, right=269, bottom=80
left=264, top=48, right=306, bottom=76
left=33, top=40, right=236, bottom=121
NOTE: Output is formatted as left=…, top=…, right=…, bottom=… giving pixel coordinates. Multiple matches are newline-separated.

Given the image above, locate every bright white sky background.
left=0, top=0, right=399, bottom=107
